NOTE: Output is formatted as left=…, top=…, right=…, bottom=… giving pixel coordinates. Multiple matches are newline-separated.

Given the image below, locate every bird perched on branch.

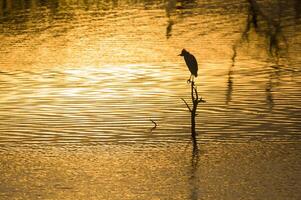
left=179, top=49, right=198, bottom=83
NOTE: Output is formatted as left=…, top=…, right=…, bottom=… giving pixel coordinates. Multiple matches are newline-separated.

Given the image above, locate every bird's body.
left=179, top=49, right=198, bottom=82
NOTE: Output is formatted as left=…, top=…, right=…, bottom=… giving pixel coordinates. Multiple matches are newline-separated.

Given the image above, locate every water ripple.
left=0, top=0, right=301, bottom=146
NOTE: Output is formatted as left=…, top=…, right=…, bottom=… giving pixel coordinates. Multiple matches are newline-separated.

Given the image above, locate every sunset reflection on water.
left=0, top=0, right=301, bottom=199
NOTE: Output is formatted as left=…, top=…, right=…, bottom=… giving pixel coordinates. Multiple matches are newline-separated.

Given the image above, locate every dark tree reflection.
left=165, top=0, right=176, bottom=39
left=265, top=68, right=282, bottom=111
left=0, top=0, right=60, bottom=16
left=242, top=0, right=258, bottom=41
left=164, top=0, right=199, bottom=39
left=265, top=79, right=274, bottom=112
left=242, top=0, right=289, bottom=64
left=225, top=44, right=236, bottom=105
left=189, top=136, right=200, bottom=200
left=166, top=19, right=174, bottom=39
left=228, top=0, right=292, bottom=107
left=294, top=0, right=301, bottom=19
left=226, top=68, right=234, bottom=105
left=0, top=1, right=3, bottom=16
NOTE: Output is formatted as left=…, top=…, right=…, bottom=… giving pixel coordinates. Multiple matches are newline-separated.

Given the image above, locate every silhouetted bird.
left=179, top=49, right=198, bottom=83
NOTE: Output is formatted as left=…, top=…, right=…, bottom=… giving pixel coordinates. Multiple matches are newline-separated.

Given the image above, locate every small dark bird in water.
left=178, top=49, right=198, bottom=83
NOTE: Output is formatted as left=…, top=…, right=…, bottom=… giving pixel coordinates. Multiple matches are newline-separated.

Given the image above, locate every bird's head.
left=178, top=49, right=188, bottom=56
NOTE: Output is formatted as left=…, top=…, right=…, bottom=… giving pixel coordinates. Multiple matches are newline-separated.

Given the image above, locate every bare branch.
left=150, top=119, right=157, bottom=132
left=191, top=82, right=194, bottom=101
left=150, top=119, right=157, bottom=128
left=194, top=85, right=199, bottom=101
left=181, top=98, right=192, bottom=112
left=198, top=98, right=206, bottom=103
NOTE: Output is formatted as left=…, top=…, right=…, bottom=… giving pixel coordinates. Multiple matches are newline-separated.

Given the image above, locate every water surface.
left=0, top=0, right=300, bottom=199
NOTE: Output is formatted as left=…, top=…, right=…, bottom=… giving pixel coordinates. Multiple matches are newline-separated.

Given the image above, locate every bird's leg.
left=187, top=75, right=192, bottom=84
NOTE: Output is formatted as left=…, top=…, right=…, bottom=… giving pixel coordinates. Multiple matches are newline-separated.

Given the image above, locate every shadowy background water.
left=0, top=0, right=300, bottom=199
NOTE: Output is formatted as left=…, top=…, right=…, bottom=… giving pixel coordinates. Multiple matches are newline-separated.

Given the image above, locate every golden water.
left=0, top=0, right=300, bottom=199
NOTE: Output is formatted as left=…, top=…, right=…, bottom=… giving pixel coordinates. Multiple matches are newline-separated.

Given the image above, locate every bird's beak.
left=178, top=54, right=181, bottom=56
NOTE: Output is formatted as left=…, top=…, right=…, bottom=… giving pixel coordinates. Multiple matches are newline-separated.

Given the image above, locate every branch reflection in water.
left=243, top=0, right=289, bottom=64
left=226, top=45, right=236, bottom=105
left=189, top=136, right=200, bottom=200
left=228, top=0, right=294, bottom=109
left=295, top=0, right=301, bottom=20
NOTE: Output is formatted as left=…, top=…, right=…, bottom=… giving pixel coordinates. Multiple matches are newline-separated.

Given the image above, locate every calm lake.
left=0, top=0, right=300, bottom=199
